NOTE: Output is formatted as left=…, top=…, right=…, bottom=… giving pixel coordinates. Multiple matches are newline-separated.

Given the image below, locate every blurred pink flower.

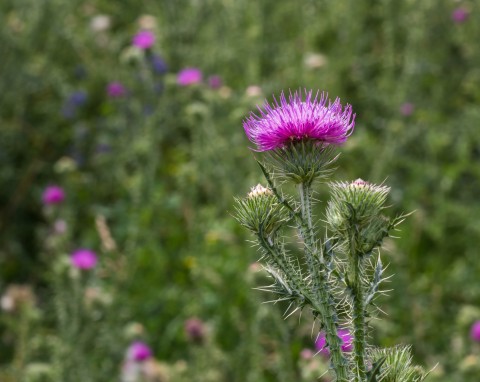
left=132, top=30, right=155, bottom=49
left=208, top=75, right=222, bottom=89
left=400, top=102, right=415, bottom=116
left=70, top=249, right=98, bottom=270
left=177, top=68, right=202, bottom=86
left=42, top=186, right=65, bottom=205
left=184, top=317, right=206, bottom=343
left=315, top=329, right=353, bottom=356
left=300, top=348, right=314, bottom=360
left=107, top=82, right=127, bottom=98
left=452, top=8, right=469, bottom=23
left=470, top=321, right=480, bottom=342
left=127, top=341, right=152, bottom=362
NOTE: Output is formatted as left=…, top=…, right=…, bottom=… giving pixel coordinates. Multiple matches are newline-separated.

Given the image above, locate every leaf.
left=366, top=356, right=387, bottom=382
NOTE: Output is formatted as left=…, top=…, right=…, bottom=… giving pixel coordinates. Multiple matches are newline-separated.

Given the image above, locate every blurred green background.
left=1, top=0, right=480, bottom=381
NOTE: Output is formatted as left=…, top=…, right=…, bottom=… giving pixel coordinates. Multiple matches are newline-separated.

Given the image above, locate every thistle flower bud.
left=327, top=179, right=392, bottom=254
left=234, top=184, right=289, bottom=236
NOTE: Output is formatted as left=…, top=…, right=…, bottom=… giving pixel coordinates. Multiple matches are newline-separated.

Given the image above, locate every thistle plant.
left=234, top=90, right=428, bottom=382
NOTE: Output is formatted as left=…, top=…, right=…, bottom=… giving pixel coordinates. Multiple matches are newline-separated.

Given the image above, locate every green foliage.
left=0, top=0, right=479, bottom=381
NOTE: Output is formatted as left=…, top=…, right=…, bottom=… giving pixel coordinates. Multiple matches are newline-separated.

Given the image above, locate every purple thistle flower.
left=470, top=321, right=480, bottom=342
left=107, top=82, right=127, bottom=98
left=184, top=317, right=206, bottom=343
left=177, top=68, right=203, bottom=86
left=132, top=30, right=155, bottom=49
left=452, top=7, right=469, bottom=23
left=70, top=249, right=97, bottom=270
left=315, top=329, right=353, bottom=357
left=42, top=186, right=65, bottom=205
left=127, top=341, right=152, bottom=362
left=243, top=90, right=355, bottom=152
left=208, top=75, right=222, bottom=89
left=400, top=102, right=415, bottom=116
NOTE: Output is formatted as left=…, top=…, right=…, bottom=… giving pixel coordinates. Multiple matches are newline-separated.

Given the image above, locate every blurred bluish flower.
left=62, top=90, right=87, bottom=119
left=107, top=82, right=127, bottom=98
left=150, top=54, right=168, bottom=74
left=177, top=68, right=202, bottom=86
left=132, top=30, right=155, bottom=49
left=95, top=143, right=112, bottom=154
left=127, top=341, right=152, bottom=361
left=69, top=91, right=88, bottom=106
left=243, top=90, right=355, bottom=152
left=208, top=75, right=222, bottom=89
left=70, top=249, right=98, bottom=270
left=42, top=185, right=65, bottom=205
left=452, top=7, right=469, bottom=23
left=470, top=321, right=480, bottom=342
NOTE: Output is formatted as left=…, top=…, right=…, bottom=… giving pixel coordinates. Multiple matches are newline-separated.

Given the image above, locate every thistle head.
left=234, top=184, right=289, bottom=237
left=243, top=90, right=355, bottom=185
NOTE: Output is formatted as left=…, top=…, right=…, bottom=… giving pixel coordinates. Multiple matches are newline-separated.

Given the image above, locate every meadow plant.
left=234, top=90, right=428, bottom=382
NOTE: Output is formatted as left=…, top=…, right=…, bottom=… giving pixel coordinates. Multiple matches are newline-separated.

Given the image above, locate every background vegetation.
left=1, top=0, right=480, bottom=380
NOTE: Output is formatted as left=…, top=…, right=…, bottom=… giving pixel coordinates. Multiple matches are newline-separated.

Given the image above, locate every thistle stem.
left=350, top=233, right=367, bottom=381
left=298, top=182, right=349, bottom=382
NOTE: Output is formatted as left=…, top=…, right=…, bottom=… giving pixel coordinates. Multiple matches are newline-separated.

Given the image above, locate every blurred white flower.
left=90, top=15, right=111, bottom=32
left=304, top=52, right=327, bottom=69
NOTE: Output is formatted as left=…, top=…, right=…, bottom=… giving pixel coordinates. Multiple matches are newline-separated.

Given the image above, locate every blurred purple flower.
left=107, top=82, right=127, bottom=98
left=70, top=249, right=97, bottom=270
left=452, top=8, right=469, bottom=23
left=95, top=143, right=112, bottom=154
left=184, top=317, right=206, bottom=343
left=400, top=102, right=415, bottom=116
left=208, top=75, right=222, bottom=89
left=132, top=30, right=155, bottom=49
left=127, top=341, right=152, bottom=362
left=177, top=68, right=202, bottom=86
left=470, top=321, right=480, bottom=342
left=243, top=90, right=355, bottom=152
left=150, top=54, right=168, bottom=74
left=315, top=329, right=353, bottom=356
left=69, top=91, right=88, bottom=106
left=42, top=186, right=65, bottom=205
left=62, top=91, right=87, bottom=119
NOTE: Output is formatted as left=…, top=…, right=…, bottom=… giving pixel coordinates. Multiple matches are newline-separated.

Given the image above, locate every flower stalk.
left=235, top=89, right=429, bottom=382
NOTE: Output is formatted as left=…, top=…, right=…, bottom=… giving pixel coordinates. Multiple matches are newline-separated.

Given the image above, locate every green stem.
left=257, top=232, right=348, bottom=381
left=350, top=233, right=367, bottom=381
left=298, top=182, right=349, bottom=382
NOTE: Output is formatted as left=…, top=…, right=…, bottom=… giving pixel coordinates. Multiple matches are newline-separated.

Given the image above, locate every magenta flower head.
left=400, top=102, right=415, bottom=116
left=132, top=30, right=155, bottom=49
left=208, top=75, right=222, bottom=89
left=470, top=320, right=480, bottom=342
left=127, top=341, right=152, bottom=362
left=184, top=317, right=206, bottom=344
left=107, top=82, right=127, bottom=98
left=315, top=329, right=353, bottom=357
left=42, top=186, right=65, bottom=205
left=243, top=90, right=355, bottom=152
left=70, top=249, right=97, bottom=270
left=177, top=68, right=202, bottom=86
left=452, top=7, right=469, bottom=23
